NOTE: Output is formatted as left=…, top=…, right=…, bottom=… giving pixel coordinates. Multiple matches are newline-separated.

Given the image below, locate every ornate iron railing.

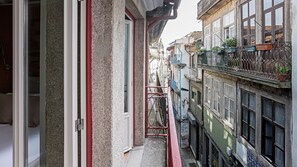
left=197, top=42, right=292, bottom=83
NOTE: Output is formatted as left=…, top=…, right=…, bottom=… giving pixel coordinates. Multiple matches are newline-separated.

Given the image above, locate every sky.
left=160, top=0, right=202, bottom=49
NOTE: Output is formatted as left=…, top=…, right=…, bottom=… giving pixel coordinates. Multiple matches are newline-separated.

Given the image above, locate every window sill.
left=222, top=119, right=234, bottom=130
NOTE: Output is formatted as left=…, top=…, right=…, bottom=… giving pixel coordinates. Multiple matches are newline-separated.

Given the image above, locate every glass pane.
left=0, top=1, right=13, bottom=166
left=265, top=138, right=273, bottom=157
left=249, top=0, right=255, bottom=16
left=274, top=0, right=283, bottom=5
left=242, top=3, right=248, bottom=19
left=230, top=100, right=235, bottom=114
left=264, top=0, right=272, bottom=10
left=275, top=147, right=285, bottom=167
left=225, top=97, right=229, bottom=109
left=275, top=7, right=283, bottom=29
left=242, top=90, right=248, bottom=106
left=250, top=111, right=255, bottom=128
left=124, top=23, right=129, bottom=113
left=265, top=12, right=272, bottom=31
left=265, top=121, right=273, bottom=137
left=242, top=123, right=248, bottom=137
left=25, top=1, right=44, bottom=166
left=275, top=127, right=285, bottom=149
left=250, top=17, right=255, bottom=35
left=243, top=21, right=248, bottom=36
left=242, top=107, right=248, bottom=122
left=263, top=98, right=272, bottom=119
left=249, top=128, right=255, bottom=145
left=249, top=93, right=256, bottom=110
left=275, top=102, right=285, bottom=127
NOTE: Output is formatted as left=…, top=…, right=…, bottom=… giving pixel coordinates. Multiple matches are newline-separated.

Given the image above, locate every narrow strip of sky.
left=161, top=0, right=202, bottom=50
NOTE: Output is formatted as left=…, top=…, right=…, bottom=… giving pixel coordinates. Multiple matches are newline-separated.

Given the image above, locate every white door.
left=123, top=19, right=133, bottom=152
left=10, top=0, right=85, bottom=166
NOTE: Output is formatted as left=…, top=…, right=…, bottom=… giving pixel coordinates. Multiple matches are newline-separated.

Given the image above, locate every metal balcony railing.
left=170, top=54, right=181, bottom=65
left=184, top=68, right=200, bottom=81
left=197, top=42, right=292, bottom=87
left=144, top=86, right=182, bottom=167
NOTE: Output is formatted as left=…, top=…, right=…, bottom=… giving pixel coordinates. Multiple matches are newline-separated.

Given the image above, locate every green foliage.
left=212, top=46, right=222, bottom=53
left=223, top=38, right=237, bottom=48
left=275, top=63, right=289, bottom=74
left=195, top=40, right=203, bottom=50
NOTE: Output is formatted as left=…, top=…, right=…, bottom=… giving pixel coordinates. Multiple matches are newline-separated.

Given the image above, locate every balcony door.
left=123, top=18, right=134, bottom=152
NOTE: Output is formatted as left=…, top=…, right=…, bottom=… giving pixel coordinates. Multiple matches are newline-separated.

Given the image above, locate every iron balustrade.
left=196, top=42, right=292, bottom=83
left=144, top=86, right=182, bottom=167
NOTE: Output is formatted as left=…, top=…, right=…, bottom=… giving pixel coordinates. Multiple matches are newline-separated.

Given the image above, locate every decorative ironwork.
left=197, top=42, right=292, bottom=83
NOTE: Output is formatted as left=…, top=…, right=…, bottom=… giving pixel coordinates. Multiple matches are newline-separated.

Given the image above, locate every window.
left=263, top=0, right=284, bottom=43
left=212, top=144, right=219, bottom=167
left=204, top=25, right=211, bottom=50
left=241, top=0, right=256, bottom=45
left=262, top=97, right=285, bottom=167
left=224, top=84, right=235, bottom=125
left=213, top=80, right=220, bottom=114
left=197, top=91, right=202, bottom=107
left=204, top=77, right=212, bottom=106
left=212, top=19, right=221, bottom=47
left=191, top=54, right=196, bottom=68
left=223, top=10, right=235, bottom=39
left=191, top=88, right=197, bottom=102
left=241, top=90, right=256, bottom=146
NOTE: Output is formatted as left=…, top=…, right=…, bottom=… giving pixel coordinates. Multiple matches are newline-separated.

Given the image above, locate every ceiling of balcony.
left=142, top=0, right=164, bottom=11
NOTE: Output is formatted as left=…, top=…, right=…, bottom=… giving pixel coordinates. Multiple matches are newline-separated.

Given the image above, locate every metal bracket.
left=75, top=118, right=84, bottom=132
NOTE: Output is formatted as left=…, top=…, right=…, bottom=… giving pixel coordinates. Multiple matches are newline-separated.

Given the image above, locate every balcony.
left=197, top=42, right=292, bottom=88
left=142, top=86, right=182, bottom=167
left=197, top=0, right=227, bottom=20
left=184, top=68, right=201, bottom=82
left=170, top=79, right=180, bottom=93
left=170, top=54, right=187, bottom=68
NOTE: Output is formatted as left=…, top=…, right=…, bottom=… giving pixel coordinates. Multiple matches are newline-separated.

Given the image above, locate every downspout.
left=147, top=0, right=180, bottom=30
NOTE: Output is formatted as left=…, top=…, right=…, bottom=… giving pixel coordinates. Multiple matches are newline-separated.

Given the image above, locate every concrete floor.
left=126, top=137, right=166, bottom=167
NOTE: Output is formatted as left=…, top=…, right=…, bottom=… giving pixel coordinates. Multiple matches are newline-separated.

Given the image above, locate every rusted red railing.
left=167, top=88, right=182, bottom=167
left=145, top=86, right=182, bottom=167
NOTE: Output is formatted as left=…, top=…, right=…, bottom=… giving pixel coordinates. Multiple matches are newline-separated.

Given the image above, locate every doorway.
left=123, top=16, right=134, bottom=152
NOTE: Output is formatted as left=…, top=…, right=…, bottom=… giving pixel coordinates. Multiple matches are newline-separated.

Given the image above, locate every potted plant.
left=223, top=38, right=237, bottom=53
left=256, top=43, right=273, bottom=51
left=197, top=47, right=207, bottom=65
left=212, top=46, right=225, bottom=66
left=275, top=63, right=290, bottom=81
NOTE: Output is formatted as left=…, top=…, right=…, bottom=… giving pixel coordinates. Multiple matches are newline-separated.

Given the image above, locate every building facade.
left=196, top=0, right=292, bottom=166
left=0, top=0, right=181, bottom=166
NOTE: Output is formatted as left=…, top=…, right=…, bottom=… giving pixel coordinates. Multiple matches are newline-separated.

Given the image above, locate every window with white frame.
left=204, top=25, right=211, bottom=50
left=223, top=10, right=235, bottom=39
left=213, top=80, right=220, bottom=114
left=212, top=19, right=221, bottom=47
left=224, top=84, right=235, bottom=125
left=204, top=77, right=212, bottom=107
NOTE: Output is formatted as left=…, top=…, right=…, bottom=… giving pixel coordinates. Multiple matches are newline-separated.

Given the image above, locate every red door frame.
left=85, top=3, right=138, bottom=166
left=86, top=0, right=92, bottom=166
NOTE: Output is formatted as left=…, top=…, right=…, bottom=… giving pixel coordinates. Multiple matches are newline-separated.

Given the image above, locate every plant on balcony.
left=223, top=38, right=237, bottom=53
left=275, top=63, right=290, bottom=81
left=212, top=46, right=223, bottom=53
left=256, top=43, right=273, bottom=51
left=195, top=46, right=207, bottom=65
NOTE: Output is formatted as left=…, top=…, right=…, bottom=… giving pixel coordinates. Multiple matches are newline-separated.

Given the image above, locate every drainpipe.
left=176, top=46, right=182, bottom=147
left=148, top=0, right=180, bottom=30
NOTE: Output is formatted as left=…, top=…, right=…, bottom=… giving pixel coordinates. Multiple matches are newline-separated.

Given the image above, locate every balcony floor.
left=126, top=137, right=166, bottom=167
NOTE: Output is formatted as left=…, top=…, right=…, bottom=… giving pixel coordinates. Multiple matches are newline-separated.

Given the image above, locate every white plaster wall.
left=291, top=0, right=297, bottom=166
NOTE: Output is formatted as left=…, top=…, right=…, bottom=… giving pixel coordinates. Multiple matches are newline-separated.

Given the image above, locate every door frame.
left=12, top=1, right=86, bottom=167
left=123, top=17, right=134, bottom=152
